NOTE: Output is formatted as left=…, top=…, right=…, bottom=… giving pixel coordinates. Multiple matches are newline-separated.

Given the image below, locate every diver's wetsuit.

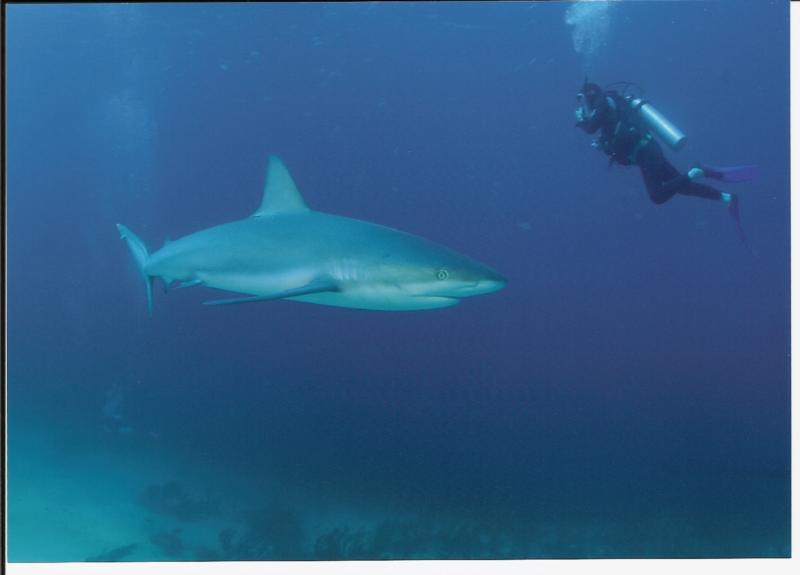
left=595, top=92, right=725, bottom=205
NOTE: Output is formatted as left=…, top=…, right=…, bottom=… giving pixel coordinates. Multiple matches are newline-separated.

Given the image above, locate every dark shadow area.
left=149, top=528, right=185, bottom=558
left=312, top=518, right=511, bottom=560
left=85, top=543, right=139, bottom=562
left=213, top=507, right=306, bottom=560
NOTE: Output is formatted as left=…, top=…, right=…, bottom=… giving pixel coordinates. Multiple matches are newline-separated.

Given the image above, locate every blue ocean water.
left=6, top=1, right=790, bottom=562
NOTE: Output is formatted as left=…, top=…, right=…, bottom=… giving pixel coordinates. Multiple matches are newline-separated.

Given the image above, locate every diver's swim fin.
left=725, top=194, right=749, bottom=247
left=701, top=164, right=759, bottom=183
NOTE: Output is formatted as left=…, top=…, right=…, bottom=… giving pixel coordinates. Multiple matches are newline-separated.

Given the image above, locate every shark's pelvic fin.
left=116, top=223, right=153, bottom=315
left=203, top=278, right=339, bottom=306
left=253, top=156, right=310, bottom=217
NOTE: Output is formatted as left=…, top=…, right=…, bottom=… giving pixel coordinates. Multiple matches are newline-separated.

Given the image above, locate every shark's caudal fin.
left=116, top=223, right=153, bottom=314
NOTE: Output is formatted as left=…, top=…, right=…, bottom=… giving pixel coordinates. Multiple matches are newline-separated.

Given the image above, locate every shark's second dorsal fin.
left=253, top=156, right=309, bottom=217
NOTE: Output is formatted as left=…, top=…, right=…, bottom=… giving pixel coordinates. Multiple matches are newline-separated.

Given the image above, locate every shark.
left=117, top=156, right=506, bottom=313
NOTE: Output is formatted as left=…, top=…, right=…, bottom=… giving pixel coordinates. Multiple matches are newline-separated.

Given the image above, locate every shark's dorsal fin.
left=253, top=156, right=309, bottom=217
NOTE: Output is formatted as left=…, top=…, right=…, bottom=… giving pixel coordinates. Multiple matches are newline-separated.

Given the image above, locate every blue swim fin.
left=700, top=164, right=759, bottom=183
left=724, top=194, right=749, bottom=247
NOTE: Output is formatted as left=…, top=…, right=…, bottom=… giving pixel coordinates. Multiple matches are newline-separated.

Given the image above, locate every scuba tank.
left=628, top=97, right=687, bottom=150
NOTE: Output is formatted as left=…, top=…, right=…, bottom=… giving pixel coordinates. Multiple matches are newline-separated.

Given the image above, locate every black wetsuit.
left=596, top=92, right=724, bottom=205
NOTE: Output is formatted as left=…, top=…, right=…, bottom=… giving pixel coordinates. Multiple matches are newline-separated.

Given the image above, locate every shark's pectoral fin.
left=177, top=279, right=204, bottom=289
left=203, top=279, right=339, bottom=306
left=163, top=278, right=203, bottom=294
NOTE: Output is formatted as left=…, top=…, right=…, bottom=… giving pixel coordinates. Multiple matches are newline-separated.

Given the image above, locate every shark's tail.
left=116, top=223, right=153, bottom=314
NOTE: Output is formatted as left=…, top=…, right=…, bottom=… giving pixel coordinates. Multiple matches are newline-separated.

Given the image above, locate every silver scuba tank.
left=629, top=98, right=687, bottom=150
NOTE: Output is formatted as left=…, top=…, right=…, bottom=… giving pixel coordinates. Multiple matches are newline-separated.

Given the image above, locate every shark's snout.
left=476, top=274, right=507, bottom=295
left=434, top=267, right=506, bottom=299
left=469, top=269, right=506, bottom=296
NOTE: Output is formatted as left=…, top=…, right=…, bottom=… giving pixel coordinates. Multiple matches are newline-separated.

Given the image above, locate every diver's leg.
left=638, top=142, right=746, bottom=242
left=675, top=180, right=727, bottom=201
left=643, top=149, right=732, bottom=205
left=637, top=143, right=681, bottom=204
left=640, top=166, right=677, bottom=204
left=678, top=172, right=741, bottom=214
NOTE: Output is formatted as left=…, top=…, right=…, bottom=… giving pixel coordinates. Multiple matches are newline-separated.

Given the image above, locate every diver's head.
left=575, top=80, right=609, bottom=134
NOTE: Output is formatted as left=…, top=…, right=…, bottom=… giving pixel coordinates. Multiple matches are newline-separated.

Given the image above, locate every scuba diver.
left=574, top=78, right=757, bottom=241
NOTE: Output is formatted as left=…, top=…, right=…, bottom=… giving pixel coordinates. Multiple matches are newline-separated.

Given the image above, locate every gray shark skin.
left=117, top=156, right=506, bottom=313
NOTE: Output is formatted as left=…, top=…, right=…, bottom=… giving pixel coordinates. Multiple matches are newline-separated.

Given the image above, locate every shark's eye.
left=436, top=268, right=449, bottom=280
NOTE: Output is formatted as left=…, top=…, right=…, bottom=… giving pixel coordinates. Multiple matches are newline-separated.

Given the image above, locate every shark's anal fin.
left=203, top=279, right=339, bottom=306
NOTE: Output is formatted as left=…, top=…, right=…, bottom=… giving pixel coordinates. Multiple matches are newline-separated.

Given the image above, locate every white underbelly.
left=291, top=290, right=458, bottom=311
left=199, top=269, right=316, bottom=296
